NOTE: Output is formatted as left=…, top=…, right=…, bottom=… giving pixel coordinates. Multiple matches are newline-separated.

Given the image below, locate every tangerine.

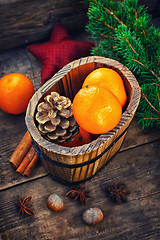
left=60, top=127, right=91, bottom=147
left=0, top=73, right=34, bottom=114
left=73, top=85, right=122, bottom=134
left=82, top=68, right=127, bottom=108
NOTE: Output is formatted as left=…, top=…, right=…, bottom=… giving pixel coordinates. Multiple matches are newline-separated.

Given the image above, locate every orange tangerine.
left=82, top=68, right=127, bottom=108
left=73, top=85, right=122, bottom=134
left=0, top=73, right=34, bottom=114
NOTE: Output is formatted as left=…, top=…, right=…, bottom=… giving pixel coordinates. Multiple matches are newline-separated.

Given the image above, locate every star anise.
left=66, top=187, right=90, bottom=206
left=17, top=196, right=34, bottom=216
left=106, top=183, right=130, bottom=204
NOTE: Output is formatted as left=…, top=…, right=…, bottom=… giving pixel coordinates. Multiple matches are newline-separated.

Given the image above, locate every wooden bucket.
left=25, top=56, right=141, bottom=184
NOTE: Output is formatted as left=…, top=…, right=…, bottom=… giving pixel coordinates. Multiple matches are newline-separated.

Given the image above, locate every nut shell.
left=46, top=193, right=63, bottom=212
left=82, top=207, right=103, bottom=225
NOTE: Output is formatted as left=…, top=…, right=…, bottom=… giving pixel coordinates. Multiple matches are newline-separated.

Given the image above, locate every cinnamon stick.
left=23, top=154, right=39, bottom=177
left=9, top=131, right=32, bottom=168
left=16, top=146, right=36, bottom=175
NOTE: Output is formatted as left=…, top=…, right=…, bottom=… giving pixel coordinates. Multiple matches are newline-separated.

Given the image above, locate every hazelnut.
left=82, top=207, right=103, bottom=225
left=46, top=193, right=63, bottom=212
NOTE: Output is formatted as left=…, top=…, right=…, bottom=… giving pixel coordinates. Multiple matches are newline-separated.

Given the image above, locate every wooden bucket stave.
left=25, top=56, right=141, bottom=184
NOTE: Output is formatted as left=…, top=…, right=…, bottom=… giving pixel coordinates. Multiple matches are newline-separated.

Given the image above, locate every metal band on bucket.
left=32, top=126, right=129, bottom=170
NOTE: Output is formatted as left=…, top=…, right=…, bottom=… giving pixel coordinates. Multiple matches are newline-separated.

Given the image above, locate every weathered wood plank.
left=0, top=0, right=159, bottom=52
left=0, top=18, right=160, bottom=240
left=1, top=114, right=160, bottom=191
left=0, top=45, right=160, bottom=191
left=0, top=48, right=42, bottom=91
left=0, top=47, right=44, bottom=190
left=0, top=141, right=160, bottom=240
left=121, top=118, right=160, bottom=151
left=0, top=0, right=88, bottom=51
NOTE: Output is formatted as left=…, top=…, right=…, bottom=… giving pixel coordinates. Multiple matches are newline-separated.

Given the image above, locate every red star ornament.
left=27, top=23, right=94, bottom=83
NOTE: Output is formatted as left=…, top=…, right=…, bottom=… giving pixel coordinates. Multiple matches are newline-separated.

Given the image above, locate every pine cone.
left=35, top=92, right=79, bottom=143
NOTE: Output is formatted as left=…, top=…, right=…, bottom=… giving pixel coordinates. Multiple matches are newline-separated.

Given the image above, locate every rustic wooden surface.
left=0, top=34, right=160, bottom=240
left=0, top=0, right=159, bottom=52
left=0, top=0, right=88, bottom=51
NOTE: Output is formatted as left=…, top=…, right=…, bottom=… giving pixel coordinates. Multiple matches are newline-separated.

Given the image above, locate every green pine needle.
left=84, top=0, right=160, bottom=129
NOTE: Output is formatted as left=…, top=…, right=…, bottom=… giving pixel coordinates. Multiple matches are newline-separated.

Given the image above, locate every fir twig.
left=132, top=59, right=160, bottom=81
left=103, top=6, right=127, bottom=27
left=142, top=91, right=160, bottom=114
left=85, top=0, right=160, bottom=129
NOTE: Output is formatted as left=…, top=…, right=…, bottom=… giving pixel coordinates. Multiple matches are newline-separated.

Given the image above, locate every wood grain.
left=0, top=46, right=160, bottom=190
left=0, top=0, right=88, bottom=51
left=0, top=141, right=160, bottom=240
left=0, top=35, right=160, bottom=240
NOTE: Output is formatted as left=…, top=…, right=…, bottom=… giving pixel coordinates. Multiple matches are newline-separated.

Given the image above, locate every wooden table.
left=0, top=42, right=160, bottom=240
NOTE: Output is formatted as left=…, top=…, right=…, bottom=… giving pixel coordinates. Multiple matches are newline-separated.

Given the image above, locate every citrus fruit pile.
left=73, top=68, right=127, bottom=135
left=0, top=73, right=34, bottom=115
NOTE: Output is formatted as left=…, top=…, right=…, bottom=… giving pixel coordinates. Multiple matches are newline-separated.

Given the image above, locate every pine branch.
left=85, top=0, right=160, bottom=129
left=136, top=83, right=160, bottom=129
left=115, top=26, right=160, bottom=82
left=132, top=59, right=160, bottom=81
left=142, top=91, right=159, bottom=115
